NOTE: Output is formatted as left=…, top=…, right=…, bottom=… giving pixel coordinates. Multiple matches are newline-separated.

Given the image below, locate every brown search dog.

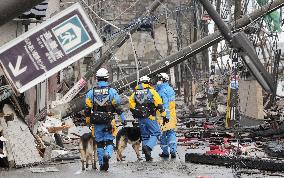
left=116, top=122, right=141, bottom=161
left=79, top=132, right=97, bottom=170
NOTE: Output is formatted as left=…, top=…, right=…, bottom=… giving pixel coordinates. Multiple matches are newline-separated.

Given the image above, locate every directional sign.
left=0, top=3, right=103, bottom=93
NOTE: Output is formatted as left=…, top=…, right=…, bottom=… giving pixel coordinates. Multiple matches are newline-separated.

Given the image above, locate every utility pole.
left=211, top=0, right=221, bottom=76
left=176, top=4, right=183, bottom=96
left=201, top=15, right=209, bottom=73
left=165, top=1, right=175, bottom=88
left=234, top=0, right=242, bottom=20
left=271, top=49, right=281, bottom=104
left=229, top=0, right=243, bottom=126
left=226, top=0, right=243, bottom=127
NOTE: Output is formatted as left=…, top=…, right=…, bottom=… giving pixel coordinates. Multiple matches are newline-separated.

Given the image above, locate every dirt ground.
left=1, top=145, right=282, bottom=178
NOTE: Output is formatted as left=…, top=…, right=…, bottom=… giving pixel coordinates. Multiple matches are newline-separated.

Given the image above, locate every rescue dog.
left=116, top=122, right=141, bottom=161
left=79, top=132, right=97, bottom=170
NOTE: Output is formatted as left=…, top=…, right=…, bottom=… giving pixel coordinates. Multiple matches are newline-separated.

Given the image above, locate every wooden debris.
left=47, top=125, right=70, bottom=133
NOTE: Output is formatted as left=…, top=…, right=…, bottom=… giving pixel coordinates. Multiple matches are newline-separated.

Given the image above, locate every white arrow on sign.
left=8, top=56, right=27, bottom=77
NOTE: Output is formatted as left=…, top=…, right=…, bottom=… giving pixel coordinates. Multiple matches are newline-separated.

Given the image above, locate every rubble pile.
left=173, top=75, right=284, bottom=172
left=34, top=115, right=86, bottom=163
left=176, top=99, right=284, bottom=171
left=0, top=104, right=42, bottom=168
left=0, top=103, right=89, bottom=169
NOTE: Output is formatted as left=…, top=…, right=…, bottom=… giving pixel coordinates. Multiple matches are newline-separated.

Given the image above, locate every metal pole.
left=0, top=0, right=45, bottom=27
left=271, top=49, right=281, bottom=104
left=52, top=0, right=284, bottom=117
left=199, top=0, right=233, bottom=41
left=234, top=0, right=242, bottom=20
left=176, top=6, right=182, bottom=96
left=211, top=0, right=221, bottom=67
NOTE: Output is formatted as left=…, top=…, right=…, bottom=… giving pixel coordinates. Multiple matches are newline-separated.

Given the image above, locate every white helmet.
left=96, top=68, right=109, bottom=78
left=139, top=76, right=151, bottom=83
left=159, top=73, right=169, bottom=81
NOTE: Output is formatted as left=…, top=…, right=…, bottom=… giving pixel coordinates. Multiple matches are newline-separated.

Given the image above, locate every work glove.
left=163, top=117, right=169, bottom=125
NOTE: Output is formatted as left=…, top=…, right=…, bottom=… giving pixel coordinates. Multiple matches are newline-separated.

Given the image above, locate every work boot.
left=100, top=165, right=105, bottom=171
left=101, top=155, right=110, bottom=171
left=142, top=146, right=153, bottom=161
left=159, top=153, right=169, bottom=158
left=170, top=152, right=176, bottom=159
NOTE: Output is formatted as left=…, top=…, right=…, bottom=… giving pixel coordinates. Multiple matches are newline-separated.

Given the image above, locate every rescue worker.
left=129, top=76, right=167, bottom=161
left=85, top=68, right=127, bottom=171
left=155, top=73, right=177, bottom=158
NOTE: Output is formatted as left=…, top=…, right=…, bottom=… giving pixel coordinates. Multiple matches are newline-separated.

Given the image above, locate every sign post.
left=0, top=3, right=103, bottom=93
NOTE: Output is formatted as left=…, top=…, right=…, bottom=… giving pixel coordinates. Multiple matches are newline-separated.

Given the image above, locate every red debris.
left=178, top=138, right=192, bottom=142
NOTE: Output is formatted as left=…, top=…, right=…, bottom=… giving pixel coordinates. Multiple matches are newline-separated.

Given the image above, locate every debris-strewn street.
left=1, top=0, right=284, bottom=177
left=1, top=146, right=283, bottom=178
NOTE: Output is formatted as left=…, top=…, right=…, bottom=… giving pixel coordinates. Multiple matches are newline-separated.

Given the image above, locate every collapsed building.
left=0, top=0, right=284, bottom=175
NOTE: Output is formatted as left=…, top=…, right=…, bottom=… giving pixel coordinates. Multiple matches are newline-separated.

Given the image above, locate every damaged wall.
left=0, top=104, right=42, bottom=167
